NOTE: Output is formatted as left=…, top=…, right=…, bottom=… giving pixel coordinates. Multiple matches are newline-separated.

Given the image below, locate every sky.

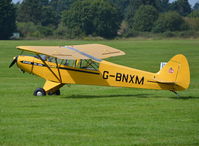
left=12, top=0, right=199, bottom=7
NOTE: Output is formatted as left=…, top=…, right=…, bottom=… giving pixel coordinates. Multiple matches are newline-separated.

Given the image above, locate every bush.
left=54, top=23, right=68, bottom=38
left=17, top=22, right=55, bottom=38
left=37, top=26, right=53, bottom=36
left=17, top=22, right=38, bottom=37
left=188, top=10, right=199, bottom=18
left=162, top=31, right=175, bottom=37
left=153, top=11, right=187, bottom=33
left=122, top=30, right=140, bottom=37
left=54, top=23, right=85, bottom=39
left=184, top=17, right=199, bottom=31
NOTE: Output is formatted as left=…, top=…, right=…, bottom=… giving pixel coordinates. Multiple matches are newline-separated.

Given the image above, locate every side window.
left=65, top=60, right=76, bottom=67
left=80, top=59, right=99, bottom=71
left=36, top=54, right=47, bottom=60
left=47, top=57, right=64, bottom=65
left=47, top=57, right=55, bottom=62
left=48, top=58, right=99, bottom=71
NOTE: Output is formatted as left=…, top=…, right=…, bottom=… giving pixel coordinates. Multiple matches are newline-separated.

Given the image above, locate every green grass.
left=0, top=39, right=199, bottom=145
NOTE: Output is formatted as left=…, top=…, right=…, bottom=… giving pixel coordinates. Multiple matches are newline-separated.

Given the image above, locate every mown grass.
left=0, top=39, right=199, bottom=145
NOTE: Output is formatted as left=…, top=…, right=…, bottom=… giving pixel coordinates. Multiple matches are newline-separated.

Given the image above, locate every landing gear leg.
left=33, top=81, right=64, bottom=96
left=170, top=90, right=180, bottom=97
left=43, top=80, right=64, bottom=96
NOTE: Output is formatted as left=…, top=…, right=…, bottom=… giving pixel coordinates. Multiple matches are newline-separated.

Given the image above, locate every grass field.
left=0, top=39, right=199, bottom=145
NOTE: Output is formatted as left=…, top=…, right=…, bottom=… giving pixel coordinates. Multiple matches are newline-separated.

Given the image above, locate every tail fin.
left=155, top=54, right=190, bottom=91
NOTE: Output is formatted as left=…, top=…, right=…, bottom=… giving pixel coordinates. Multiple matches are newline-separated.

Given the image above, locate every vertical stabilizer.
left=155, top=54, right=190, bottom=91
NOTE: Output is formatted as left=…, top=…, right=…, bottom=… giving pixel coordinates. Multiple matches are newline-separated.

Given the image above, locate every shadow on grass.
left=62, top=93, right=152, bottom=99
left=61, top=94, right=199, bottom=100
left=170, top=96, right=199, bottom=100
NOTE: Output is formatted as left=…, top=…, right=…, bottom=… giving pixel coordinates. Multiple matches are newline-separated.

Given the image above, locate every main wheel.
left=48, top=90, right=60, bottom=96
left=33, top=88, right=46, bottom=96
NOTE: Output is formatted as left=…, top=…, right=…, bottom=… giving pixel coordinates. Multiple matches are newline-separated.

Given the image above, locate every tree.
left=17, top=0, right=59, bottom=27
left=40, top=6, right=58, bottom=26
left=62, top=0, right=121, bottom=38
left=193, top=2, right=199, bottom=10
left=169, top=0, right=191, bottom=16
left=49, top=0, right=77, bottom=24
left=125, top=0, right=142, bottom=21
left=40, top=0, right=49, bottom=6
left=131, top=5, right=158, bottom=32
left=0, top=0, right=16, bottom=39
left=50, top=0, right=76, bottom=12
left=125, top=0, right=169, bottom=28
left=158, top=0, right=170, bottom=12
left=17, top=0, right=43, bottom=24
left=108, top=0, right=130, bottom=18
left=153, top=11, right=186, bottom=32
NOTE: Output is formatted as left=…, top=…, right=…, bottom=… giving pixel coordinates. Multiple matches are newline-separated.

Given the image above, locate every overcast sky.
left=12, top=0, right=199, bottom=7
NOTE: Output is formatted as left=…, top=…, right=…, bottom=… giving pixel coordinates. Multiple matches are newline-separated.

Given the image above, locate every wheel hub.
left=37, top=91, right=43, bottom=96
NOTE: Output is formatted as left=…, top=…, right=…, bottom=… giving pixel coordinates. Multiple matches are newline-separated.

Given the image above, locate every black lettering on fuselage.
left=102, top=71, right=144, bottom=85
left=122, top=74, right=128, bottom=82
left=102, top=71, right=109, bottom=79
left=129, top=75, right=135, bottom=83
left=135, top=76, right=144, bottom=85
left=116, top=73, right=122, bottom=81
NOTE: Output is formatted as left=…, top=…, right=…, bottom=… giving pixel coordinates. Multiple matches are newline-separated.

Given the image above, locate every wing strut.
left=55, top=58, right=62, bottom=83
left=37, top=55, right=61, bottom=83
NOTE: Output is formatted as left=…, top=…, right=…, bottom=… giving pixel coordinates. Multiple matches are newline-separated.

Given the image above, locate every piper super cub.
left=9, top=44, right=190, bottom=96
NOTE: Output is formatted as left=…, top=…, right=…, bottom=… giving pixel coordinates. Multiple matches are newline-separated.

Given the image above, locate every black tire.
left=55, top=90, right=60, bottom=95
left=48, top=90, right=60, bottom=96
left=33, top=88, right=46, bottom=96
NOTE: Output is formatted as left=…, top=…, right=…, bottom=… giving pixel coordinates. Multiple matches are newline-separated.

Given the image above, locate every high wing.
left=17, top=44, right=125, bottom=60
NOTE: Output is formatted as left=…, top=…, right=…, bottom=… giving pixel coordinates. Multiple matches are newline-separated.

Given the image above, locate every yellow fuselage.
left=16, top=55, right=184, bottom=91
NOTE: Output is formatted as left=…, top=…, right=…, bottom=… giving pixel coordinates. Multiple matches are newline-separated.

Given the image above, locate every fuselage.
left=16, top=55, right=179, bottom=91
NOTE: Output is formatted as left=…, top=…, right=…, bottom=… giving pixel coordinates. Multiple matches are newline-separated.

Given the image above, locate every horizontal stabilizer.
left=149, top=80, right=176, bottom=84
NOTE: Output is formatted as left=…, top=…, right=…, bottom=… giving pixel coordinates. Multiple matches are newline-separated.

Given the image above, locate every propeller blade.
left=9, top=56, right=18, bottom=68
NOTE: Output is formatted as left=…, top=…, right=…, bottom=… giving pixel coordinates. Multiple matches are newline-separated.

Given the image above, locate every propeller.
left=9, top=56, right=18, bottom=68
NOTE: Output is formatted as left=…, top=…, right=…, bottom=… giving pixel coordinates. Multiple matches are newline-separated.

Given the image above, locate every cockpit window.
left=34, top=54, right=99, bottom=71
left=34, top=54, right=47, bottom=61
left=75, top=60, right=99, bottom=70
left=47, top=57, right=64, bottom=65
left=40, top=55, right=47, bottom=61
left=79, top=59, right=99, bottom=71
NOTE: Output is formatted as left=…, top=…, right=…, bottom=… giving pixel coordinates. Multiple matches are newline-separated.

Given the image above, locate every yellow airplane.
left=9, top=44, right=190, bottom=96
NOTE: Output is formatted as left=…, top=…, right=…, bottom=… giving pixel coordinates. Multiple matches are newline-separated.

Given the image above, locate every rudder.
left=155, top=54, right=190, bottom=91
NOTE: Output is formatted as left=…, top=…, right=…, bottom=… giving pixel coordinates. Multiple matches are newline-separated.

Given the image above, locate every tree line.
left=1, top=0, right=199, bottom=39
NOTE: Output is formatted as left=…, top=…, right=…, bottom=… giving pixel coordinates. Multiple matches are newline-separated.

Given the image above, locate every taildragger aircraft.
left=9, top=44, right=190, bottom=96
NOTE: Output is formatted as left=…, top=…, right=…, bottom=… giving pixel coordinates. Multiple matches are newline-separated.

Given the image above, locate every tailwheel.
left=33, top=88, right=46, bottom=96
left=48, top=90, right=60, bottom=96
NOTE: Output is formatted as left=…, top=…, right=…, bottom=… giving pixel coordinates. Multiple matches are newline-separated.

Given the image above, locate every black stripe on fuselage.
left=59, top=67, right=100, bottom=75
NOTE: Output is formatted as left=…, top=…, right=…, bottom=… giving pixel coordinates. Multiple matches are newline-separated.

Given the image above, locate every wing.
left=17, top=46, right=88, bottom=60
left=70, top=44, right=125, bottom=59
left=17, top=44, right=125, bottom=60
